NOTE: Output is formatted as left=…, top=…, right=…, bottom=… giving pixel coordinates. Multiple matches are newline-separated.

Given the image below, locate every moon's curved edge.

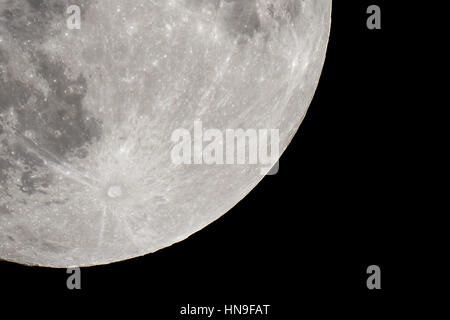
left=1, top=0, right=333, bottom=268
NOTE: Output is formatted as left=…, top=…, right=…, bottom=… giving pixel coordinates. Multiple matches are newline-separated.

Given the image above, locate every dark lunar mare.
left=185, top=0, right=302, bottom=42
left=0, top=1, right=101, bottom=196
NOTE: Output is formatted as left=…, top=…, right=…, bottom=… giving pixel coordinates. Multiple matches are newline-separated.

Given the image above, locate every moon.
left=0, top=0, right=332, bottom=267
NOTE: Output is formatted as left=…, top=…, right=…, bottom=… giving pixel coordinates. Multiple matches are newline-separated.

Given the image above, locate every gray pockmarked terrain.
left=0, top=0, right=331, bottom=267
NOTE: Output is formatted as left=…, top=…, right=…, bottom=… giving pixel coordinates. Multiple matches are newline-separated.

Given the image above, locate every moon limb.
left=0, top=0, right=332, bottom=267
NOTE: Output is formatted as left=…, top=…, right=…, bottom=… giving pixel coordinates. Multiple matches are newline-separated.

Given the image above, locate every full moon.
left=0, top=0, right=331, bottom=267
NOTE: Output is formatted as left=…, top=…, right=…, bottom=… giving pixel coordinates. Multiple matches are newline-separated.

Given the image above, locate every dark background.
left=1, top=1, right=426, bottom=317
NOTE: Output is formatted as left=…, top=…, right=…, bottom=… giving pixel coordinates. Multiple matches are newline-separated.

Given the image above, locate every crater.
left=107, top=185, right=123, bottom=199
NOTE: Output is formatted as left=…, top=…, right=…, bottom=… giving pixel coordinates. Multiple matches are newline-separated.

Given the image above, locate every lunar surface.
left=0, top=0, right=331, bottom=267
